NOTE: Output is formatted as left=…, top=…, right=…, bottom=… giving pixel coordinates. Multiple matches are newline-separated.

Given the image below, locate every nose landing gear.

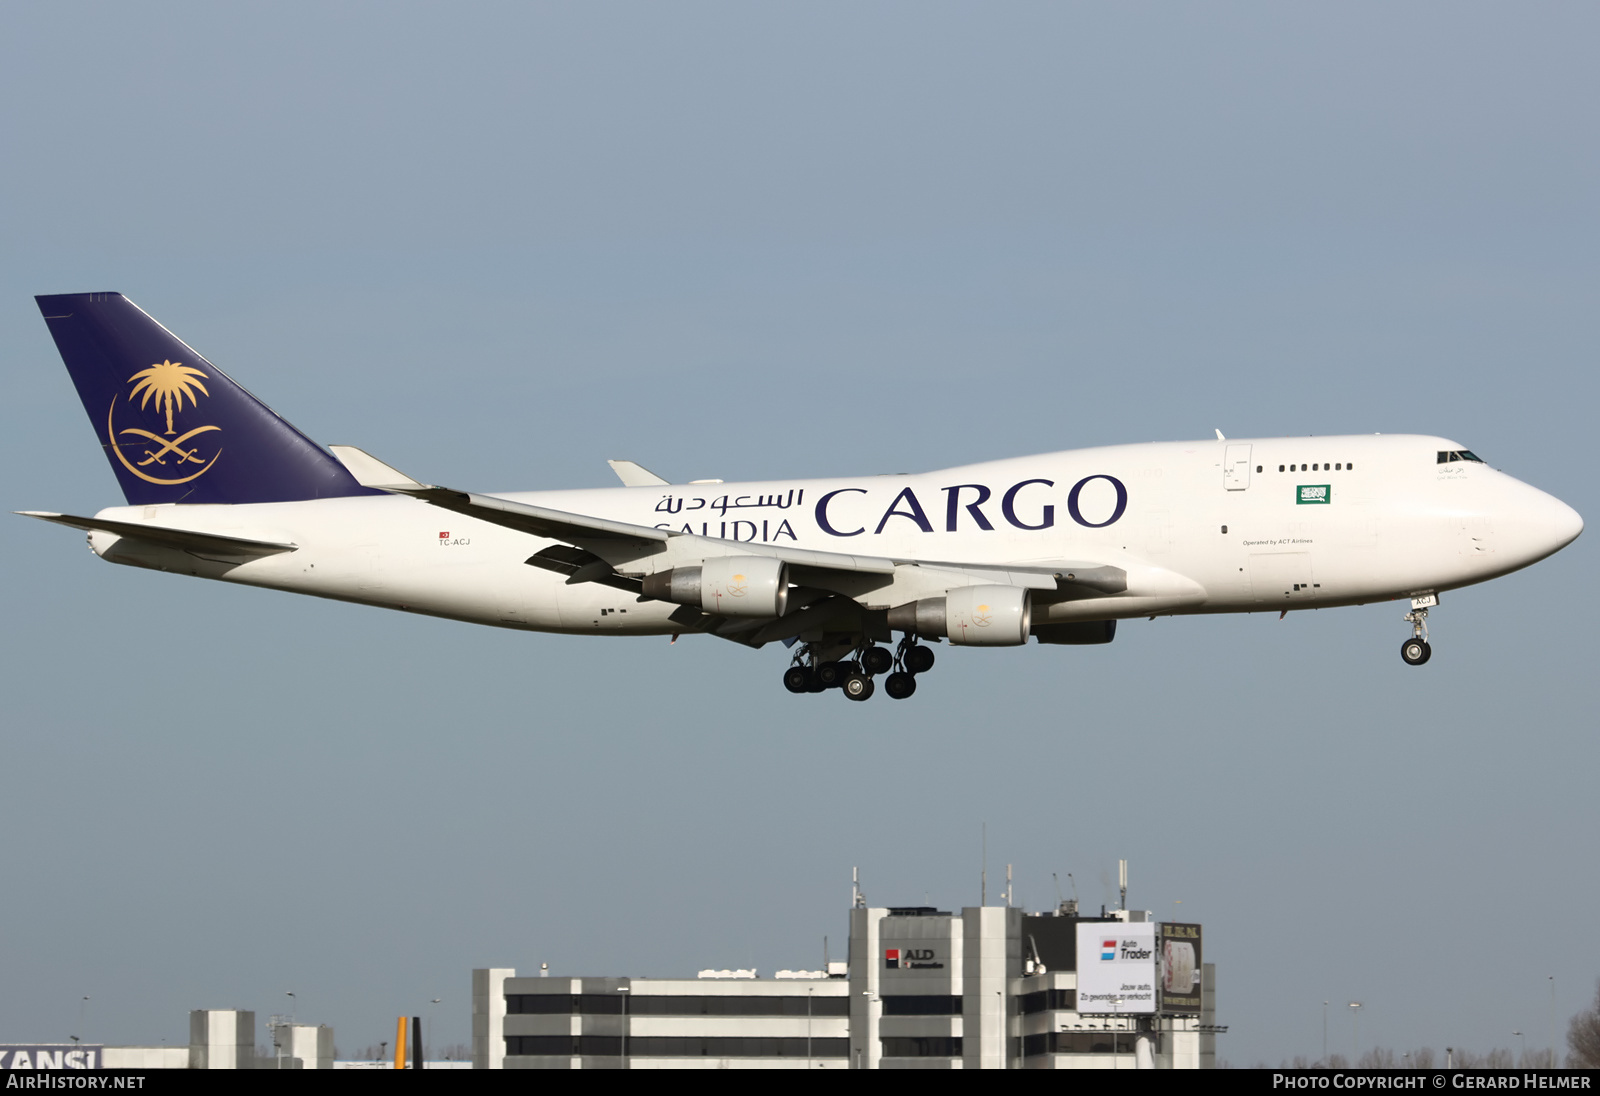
left=1400, top=594, right=1437, bottom=666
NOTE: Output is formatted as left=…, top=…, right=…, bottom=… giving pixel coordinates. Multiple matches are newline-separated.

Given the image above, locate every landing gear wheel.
left=905, top=645, right=936, bottom=674
left=816, top=661, right=848, bottom=689
left=884, top=671, right=917, bottom=700
left=842, top=673, right=875, bottom=701
left=1400, top=638, right=1431, bottom=666
left=1401, top=599, right=1434, bottom=666
left=862, top=646, right=894, bottom=675
left=783, top=666, right=814, bottom=693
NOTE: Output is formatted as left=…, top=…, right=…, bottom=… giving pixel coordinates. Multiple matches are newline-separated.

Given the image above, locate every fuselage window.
left=1336, top=463, right=1341, bottom=470
left=1347, top=462, right=1353, bottom=470
left=1278, top=465, right=1285, bottom=472
left=1256, top=465, right=1262, bottom=473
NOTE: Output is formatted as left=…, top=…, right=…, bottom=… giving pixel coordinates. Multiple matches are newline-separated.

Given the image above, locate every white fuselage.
left=83, top=434, right=1582, bottom=638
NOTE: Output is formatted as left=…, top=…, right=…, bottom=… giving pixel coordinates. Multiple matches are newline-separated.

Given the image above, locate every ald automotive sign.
left=1074, top=922, right=1157, bottom=1014
left=885, top=947, right=944, bottom=970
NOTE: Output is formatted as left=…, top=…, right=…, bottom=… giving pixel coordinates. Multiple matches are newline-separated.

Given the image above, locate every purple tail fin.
left=37, top=293, right=379, bottom=506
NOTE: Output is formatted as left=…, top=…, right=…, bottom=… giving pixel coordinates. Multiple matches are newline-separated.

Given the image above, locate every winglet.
left=1214, top=429, right=1226, bottom=441
left=327, top=445, right=428, bottom=491
left=607, top=460, right=669, bottom=487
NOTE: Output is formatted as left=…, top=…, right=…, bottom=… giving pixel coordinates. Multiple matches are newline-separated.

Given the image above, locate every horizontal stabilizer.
left=607, top=460, right=669, bottom=487
left=327, top=445, right=426, bottom=491
left=16, top=511, right=297, bottom=557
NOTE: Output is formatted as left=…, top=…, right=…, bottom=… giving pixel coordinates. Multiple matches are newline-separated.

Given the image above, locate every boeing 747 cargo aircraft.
left=21, top=293, right=1583, bottom=700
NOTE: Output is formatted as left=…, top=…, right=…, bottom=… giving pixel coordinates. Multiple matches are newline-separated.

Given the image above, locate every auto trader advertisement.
left=1074, top=922, right=1156, bottom=1014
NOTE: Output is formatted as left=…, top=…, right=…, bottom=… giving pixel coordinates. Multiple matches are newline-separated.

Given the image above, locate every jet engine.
left=887, top=584, right=1032, bottom=646
left=640, top=557, right=789, bottom=617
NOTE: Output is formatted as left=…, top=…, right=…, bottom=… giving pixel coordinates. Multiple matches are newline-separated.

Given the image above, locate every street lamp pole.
left=617, top=985, right=630, bottom=1069
left=1549, top=976, right=1556, bottom=1068
left=807, top=986, right=813, bottom=1070
left=1348, top=1002, right=1362, bottom=1064
left=996, top=989, right=1004, bottom=1070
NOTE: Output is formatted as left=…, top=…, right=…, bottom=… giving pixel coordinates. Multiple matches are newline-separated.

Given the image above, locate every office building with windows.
left=474, top=897, right=1217, bottom=1068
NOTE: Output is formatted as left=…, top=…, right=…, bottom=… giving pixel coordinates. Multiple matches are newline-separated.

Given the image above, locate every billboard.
left=1159, top=922, right=1204, bottom=1014
left=1074, top=922, right=1156, bottom=1014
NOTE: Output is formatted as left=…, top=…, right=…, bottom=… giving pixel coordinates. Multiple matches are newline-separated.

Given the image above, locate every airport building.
left=475, top=896, right=1217, bottom=1069
left=0, top=1011, right=337, bottom=1070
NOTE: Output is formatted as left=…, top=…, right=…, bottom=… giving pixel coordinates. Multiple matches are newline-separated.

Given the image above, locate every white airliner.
left=23, top=293, right=1584, bottom=700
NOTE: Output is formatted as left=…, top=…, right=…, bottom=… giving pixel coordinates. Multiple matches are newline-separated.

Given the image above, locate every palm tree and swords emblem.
left=106, top=359, right=222, bottom=485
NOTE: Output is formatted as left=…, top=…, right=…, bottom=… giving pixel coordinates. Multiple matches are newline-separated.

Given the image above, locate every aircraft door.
left=1224, top=445, right=1252, bottom=490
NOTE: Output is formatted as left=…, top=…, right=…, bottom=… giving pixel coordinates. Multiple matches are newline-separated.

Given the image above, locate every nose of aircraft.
left=1485, top=478, right=1583, bottom=573
left=1512, top=481, right=1583, bottom=564
left=1546, top=492, right=1584, bottom=551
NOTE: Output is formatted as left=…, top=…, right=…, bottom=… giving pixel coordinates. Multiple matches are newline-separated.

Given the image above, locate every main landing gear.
left=1400, top=594, right=1437, bottom=666
left=782, top=635, right=937, bottom=701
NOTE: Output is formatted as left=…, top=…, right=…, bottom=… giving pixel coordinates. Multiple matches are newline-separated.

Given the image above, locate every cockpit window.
left=1436, top=450, right=1485, bottom=464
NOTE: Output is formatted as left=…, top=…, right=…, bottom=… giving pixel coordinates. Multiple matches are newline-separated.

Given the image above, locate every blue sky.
left=2, top=3, right=1595, bottom=1064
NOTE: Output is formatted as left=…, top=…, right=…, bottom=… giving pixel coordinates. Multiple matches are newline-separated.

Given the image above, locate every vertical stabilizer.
left=36, top=292, right=379, bottom=506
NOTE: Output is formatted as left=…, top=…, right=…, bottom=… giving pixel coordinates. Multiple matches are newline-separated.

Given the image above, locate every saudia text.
left=653, top=476, right=1128, bottom=543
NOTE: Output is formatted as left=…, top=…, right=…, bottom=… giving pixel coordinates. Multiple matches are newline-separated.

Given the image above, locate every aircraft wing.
left=328, top=447, right=1125, bottom=628
left=330, top=446, right=903, bottom=574
left=17, top=511, right=297, bottom=557
left=330, top=445, right=675, bottom=552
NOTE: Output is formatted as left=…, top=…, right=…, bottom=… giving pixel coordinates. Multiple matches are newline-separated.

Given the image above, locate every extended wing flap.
left=17, top=511, right=297, bottom=557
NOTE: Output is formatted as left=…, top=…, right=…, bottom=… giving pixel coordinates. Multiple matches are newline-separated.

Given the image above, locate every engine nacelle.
left=887, top=584, right=1032, bottom=647
left=640, top=556, right=788, bottom=617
